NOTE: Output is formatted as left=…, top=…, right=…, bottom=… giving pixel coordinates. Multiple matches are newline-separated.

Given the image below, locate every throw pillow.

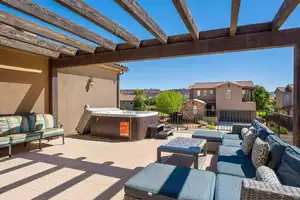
left=256, top=166, right=281, bottom=184
left=241, top=127, right=249, bottom=139
left=241, top=129, right=257, bottom=155
left=252, top=137, right=270, bottom=169
left=249, top=126, right=256, bottom=135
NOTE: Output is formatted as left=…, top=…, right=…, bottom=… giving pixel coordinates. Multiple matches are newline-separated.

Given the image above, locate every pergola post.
left=116, top=73, right=120, bottom=108
left=294, top=44, right=300, bottom=147
left=49, top=60, right=59, bottom=127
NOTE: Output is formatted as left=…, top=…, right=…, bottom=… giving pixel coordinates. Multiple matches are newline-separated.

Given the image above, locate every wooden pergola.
left=0, top=0, right=300, bottom=145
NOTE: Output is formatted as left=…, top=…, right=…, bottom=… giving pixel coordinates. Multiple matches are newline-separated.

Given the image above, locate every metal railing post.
left=277, top=113, right=281, bottom=137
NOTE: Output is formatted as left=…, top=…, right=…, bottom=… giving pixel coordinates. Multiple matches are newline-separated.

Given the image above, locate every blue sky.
left=1, top=0, right=299, bottom=91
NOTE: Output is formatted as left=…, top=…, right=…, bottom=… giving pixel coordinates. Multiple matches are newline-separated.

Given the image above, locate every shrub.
left=197, top=120, right=208, bottom=126
left=268, top=121, right=277, bottom=129
left=155, top=90, right=184, bottom=114
left=121, top=107, right=127, bottom=110
left=208, top=122, right=215, bottom=130
left=280, top=127, right=289, bottom=135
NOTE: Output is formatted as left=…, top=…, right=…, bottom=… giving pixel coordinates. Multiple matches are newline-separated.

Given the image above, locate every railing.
left=148, top=108, right=256, bottom=132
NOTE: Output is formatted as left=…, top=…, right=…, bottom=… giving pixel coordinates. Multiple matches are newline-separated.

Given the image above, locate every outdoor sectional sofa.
left=0, top=113, right=64, bottom=157
left=124, top=120, right=300, bottom=200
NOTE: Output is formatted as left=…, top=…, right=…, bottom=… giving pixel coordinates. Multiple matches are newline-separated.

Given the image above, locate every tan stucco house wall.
left=216, top=83, right=256, bottom=110
left=0, top=47, right=49, bottom=114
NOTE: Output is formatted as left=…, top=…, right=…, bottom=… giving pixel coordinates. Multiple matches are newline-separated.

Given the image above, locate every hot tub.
left=90, top=110, right=158, bottom=140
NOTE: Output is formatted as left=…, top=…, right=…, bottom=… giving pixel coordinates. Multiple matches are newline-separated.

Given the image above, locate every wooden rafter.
left=52, top=27, right=300, bottom=68
left=0, top=23, right=76, bottom=56
left=272, top=0, right=300, bottom=31
left=0, top=10, right=95, bottom=53
left=54, top=0, right=140, bottom=47
left=230, top=0, right=241, bottom=36
left=0, top=35, right=60, bottom=58
left=0, top=0, right=116, bottom=50
left=114, top=0, right=168, bottom=44
left=172, top=0, right=199, bottom=40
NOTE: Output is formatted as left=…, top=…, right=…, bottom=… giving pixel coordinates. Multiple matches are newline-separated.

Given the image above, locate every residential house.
left=188, top=81, right=256, bottom=121
left=120, top=94, right=135, bottom=110
left=275, top=84, right=293, bottom=114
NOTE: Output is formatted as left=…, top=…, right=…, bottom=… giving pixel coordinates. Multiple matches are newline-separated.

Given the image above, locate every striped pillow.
left=0, top=117, right=10, bottom=136
left=6, top=116, right=22, bottom=134
left=29, top=114, right=46, bottom=131
left=252, top=137, right=270, bottom=169
left=256, top=166, right=281, bottom=184
left=241, top=128, right=249, bottom=139
left=43, top=114, right=54, bottom=129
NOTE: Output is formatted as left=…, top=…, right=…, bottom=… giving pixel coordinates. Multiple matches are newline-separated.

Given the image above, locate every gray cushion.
left=192, top=130, right=224, bottom=142
left=215, top=174, right=245, bottom=200
left=266, top=135, right=288, bottom=170
left=217, top=158, right=256, bottom=178
left=218, top=145, right=246, bottom=159
left=125, top=163, right=216, bottom=200
left=0, top=136, right=10, bottom=146
left=277, top=146, right=300, bottom=187
left=257, top=128, right=274, bottom=141
left=222, top=139, right=243, bottom=147
left=223, top=133, right=242, bottom=140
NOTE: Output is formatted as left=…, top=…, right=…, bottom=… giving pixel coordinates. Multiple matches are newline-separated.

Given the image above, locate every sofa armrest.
left=56, top=121, right=64, bottom=129
left=240, top=179, right=300, bottom=200
left=232, top=124, right=251, bottom=134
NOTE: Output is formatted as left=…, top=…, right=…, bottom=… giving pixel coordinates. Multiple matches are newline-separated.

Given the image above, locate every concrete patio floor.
left=0, top=132, right=217, bottom=200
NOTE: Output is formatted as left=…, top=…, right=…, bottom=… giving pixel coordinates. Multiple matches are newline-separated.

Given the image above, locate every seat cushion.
left=8, top=134, right=27, bottom=144
left=192, top=130, right=224, bottom=142
left=38, top=128, right=64, bottom=138
left=125, top=163, right=216, bottom=200
left=223, top=133, right=242, bottom=140
left=277, top=146, right=300, bottom=187
left=215, top=174, right=245, bottom=200
left=265, top=134, right=288, bottom=170
left=217, top=158, right=256, bottom=178
left=218, top=145, right=246, bottom=159
left=0, top=117, right=10, bottom=136
left=25, top=132, right=42, bottom=141
left=0, top=136, right=10, bottom=146
left=222, top=139, right=243, bottom=147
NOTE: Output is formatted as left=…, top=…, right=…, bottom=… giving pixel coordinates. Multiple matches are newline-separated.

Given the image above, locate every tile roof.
left=189, top=81, right=254, bottom=89
left=120, top=94, right=135, bottom=101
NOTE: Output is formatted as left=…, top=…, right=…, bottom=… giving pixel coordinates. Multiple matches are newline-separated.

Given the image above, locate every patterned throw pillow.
left=249, top=126, right=256, bottom=134
left=256, top=166, right=281, bottom=184
left=241, top=129, right=257, bottom=155
left=252, top=138, right=270, bottom=169
left=241, top=127, right=249, bottom=139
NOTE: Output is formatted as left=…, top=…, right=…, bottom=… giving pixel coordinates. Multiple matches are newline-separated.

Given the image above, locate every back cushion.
left=258, top=128, right=273, bottom=141
left=20, top=117, right=30, bottom=133
left=6, top=116, right=22, bottom=134
left=43, top=114, right=54, bottom=129
left=277, top=146, right=300, bottom=187
left=266, top=135, right=288, bottom=170
left=0, top=117, right=10, bottom=136
left=29, top=114, right=46, bottom=131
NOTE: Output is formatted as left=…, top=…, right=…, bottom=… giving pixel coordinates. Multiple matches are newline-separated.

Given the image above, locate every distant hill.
left=121, top=88, right=189, bottom=97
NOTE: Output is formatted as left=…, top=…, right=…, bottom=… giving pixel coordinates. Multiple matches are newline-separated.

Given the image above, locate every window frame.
left=226, top=89, right=231, bottom=100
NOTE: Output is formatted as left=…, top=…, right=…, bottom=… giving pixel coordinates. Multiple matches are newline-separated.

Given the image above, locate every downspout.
left=117, top=70, right=123, bottom=108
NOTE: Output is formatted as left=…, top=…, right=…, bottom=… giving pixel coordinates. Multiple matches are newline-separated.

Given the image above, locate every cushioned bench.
left=192, top=130, right=224, bottom=152
left=124, top=163, right=216, bottom=200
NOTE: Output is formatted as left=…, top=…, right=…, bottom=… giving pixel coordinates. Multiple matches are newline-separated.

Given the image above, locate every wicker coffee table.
left=157, top=137, right=207, bottom=169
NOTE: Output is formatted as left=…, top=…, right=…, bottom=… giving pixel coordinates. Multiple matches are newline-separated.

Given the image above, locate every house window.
left=197, top=90, right=201, bottom=97
left=210, top=90, right=213, bottom=96
left=226, top=90, right=231, bottom=99
left=203, top=90, right=208, bottom=96
left=242, top=89, right=254, bottom=102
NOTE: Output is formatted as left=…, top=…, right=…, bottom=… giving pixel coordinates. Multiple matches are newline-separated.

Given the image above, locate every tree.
left=133, top=90, right=148, bottom=111
left=255, top=85, right=270, bottom=110
left=155, top=90, right=184, bottom=114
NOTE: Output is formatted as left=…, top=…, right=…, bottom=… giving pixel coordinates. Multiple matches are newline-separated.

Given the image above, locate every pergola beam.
left=0, top=0, right=116, bottom=50
left=172, top=0, right=199, bottom=40
left=0, top=10, right=95, bottom=53
left=272, top=0, right=300, bottom=31
left=230, top=0, right=241, bottom=36
left=52, top=27, right=300, bottom=68
left=114, top=0, right=168, bottom=44
left=54, top=0, right=140, bottom=47
left=0, top=23, right=76, bottom=56
left=0, top=35, right=60, bottom=58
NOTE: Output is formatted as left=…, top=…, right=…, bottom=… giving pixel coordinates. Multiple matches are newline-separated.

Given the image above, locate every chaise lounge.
left=0, top=113, right=64, bottom=157
left=124, top=120, right=300, bottom=200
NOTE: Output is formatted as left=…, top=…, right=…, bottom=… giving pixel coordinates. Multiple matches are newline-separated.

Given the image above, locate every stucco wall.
left=275, top=91, right=284, bottom=108
left=0, top=47, right=49, bottom=114
left=216, top=83, right=256, bottom=110
left=58, top=70, right=118, bottom=134
left=120, top=101, right=134, bottom=110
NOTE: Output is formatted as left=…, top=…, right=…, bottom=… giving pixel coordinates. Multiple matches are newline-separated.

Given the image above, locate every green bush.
left=121, top=106, right=127, bottom=110
left=208, top=122, right=215, bottom=130
left=155, top=90, right=183, bottom=114
left=280, top=127, right=289, bottom=135
left=268, top=121, right=277, bottom=129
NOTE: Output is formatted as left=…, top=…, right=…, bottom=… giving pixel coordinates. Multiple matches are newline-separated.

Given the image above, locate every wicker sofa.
left=0, top=113, right=64, bottom=157
left=124, top=120, right=300, bottom=200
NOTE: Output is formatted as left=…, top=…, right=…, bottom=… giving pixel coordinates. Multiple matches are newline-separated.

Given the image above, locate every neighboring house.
left=120, top=94, right=135, bottom=110
left=274, top=84, right=293, bottom=114
left=188, top=81, right=256, bottom=111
